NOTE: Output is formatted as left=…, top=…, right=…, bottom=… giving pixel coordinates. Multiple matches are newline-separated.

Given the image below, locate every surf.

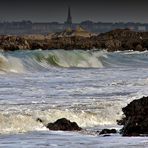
left=0, top=99, right=124, bottom=134
left=1, top=50, right=148, bottom=73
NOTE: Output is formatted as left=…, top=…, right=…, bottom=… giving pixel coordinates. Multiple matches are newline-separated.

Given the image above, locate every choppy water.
left=0, top=50, right=148, bottom=147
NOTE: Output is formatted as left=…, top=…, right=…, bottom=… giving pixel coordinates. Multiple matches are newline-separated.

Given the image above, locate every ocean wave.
left=0, top=99, right=124, bottom=134
left=0, top=53, right=25, bottom=73
left=1, top=50, right=148, bottom=73
left=33, top=50, right=104, bottom=68
left=0, top=50, right=105, bottom=73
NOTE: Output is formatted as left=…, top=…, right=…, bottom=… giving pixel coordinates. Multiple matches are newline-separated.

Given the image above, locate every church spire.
left=65, top=6, right=72, bottom=28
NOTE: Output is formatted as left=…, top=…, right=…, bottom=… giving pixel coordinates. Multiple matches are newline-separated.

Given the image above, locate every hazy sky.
left=0, top=0, right=148, bottom=23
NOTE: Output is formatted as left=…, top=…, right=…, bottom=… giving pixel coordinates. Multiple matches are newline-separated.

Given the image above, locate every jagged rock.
left=118, top=96, right=148, bottom=136
left=0, top=29, right=148, bottom=51
left=105, top=39, right=121, bottom=51
left=46, top=118, right=82, bottom=131
left=99, top=129, right=117, bottom=135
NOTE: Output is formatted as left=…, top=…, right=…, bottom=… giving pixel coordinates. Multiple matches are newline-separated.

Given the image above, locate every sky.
left=0, top=0, right=148, bottom=23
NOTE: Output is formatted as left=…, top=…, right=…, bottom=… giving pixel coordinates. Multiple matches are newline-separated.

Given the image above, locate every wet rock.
left=46, top=118, right=82, bottom=131
left=118, top=96, right=148, bottom=136
left=99, top=129, right=117, bottom=135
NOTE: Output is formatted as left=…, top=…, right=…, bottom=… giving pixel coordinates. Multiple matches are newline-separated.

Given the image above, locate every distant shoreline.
left=0, top=29, right=148, bottom=52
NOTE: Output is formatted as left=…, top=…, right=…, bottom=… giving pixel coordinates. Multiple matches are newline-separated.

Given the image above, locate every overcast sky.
left=0, top=0, right=148, bottom=23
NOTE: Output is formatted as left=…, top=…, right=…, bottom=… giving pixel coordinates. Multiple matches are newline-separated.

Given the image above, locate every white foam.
left=0, top=53, right=25, bottom=73
left=0, top=99, right=125, bottom=134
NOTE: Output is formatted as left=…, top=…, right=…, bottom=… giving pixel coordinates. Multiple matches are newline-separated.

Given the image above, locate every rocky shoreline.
left=1, top=29, right=148, bottom=51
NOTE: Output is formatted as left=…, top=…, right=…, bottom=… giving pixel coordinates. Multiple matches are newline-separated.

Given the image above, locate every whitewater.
left=0, top=49, right=148, bottom=147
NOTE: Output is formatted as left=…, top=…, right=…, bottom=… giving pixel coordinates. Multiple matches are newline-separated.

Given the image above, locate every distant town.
left=0, top=7, right=148, bottom=35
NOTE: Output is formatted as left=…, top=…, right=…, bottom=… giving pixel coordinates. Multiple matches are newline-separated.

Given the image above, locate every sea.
left=0, top=49, right=148, bottom=148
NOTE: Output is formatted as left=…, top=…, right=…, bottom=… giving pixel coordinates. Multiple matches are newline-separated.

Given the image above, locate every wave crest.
left=1, top=50, right=148, bottom=73
left=33, top=50, right=103, bottom=68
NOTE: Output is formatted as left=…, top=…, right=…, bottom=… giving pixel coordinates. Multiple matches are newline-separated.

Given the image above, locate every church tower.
left=65, top=7, right=72, bottom=28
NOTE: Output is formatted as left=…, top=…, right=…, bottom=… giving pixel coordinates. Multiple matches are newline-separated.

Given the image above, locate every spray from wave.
left=0, top=53, right=25, bottom=73
left=0, top=99, right=125, bottom=134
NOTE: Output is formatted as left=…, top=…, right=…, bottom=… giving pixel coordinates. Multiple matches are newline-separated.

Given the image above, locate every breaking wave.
left=1, top=49, right=148, bottom=73
left=0, top=54, right=24, bottom=73
left=0, top=50, right=104, bottom=73
left=0, top=99, right=124, bottom=134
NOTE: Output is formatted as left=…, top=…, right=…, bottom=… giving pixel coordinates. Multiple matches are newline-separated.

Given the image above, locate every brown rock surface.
left=0, top=29, right=148, bottom=51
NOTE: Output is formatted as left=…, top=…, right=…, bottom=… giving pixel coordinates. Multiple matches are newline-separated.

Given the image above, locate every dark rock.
left=102, top=134, right=111, bottom=137
left=135, top=44, right=144, bottom=51
left=118, top=96, right=148, bottom=136
left=99, top=129, right=117, bottom=135
left=30, top=42, right=44, bottom=49
left=46, top=118, right=82, bottom=131
left=0, top=29, right=148, bottom=51
left=105, top=39, right=121, bottom=51
left=36, top=118, right=43, bottom=123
